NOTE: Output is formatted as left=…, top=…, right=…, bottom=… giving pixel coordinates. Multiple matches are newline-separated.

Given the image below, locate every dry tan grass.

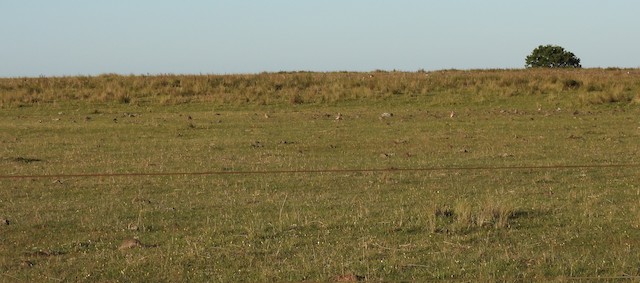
left=1, top=69, right=638, bottom=107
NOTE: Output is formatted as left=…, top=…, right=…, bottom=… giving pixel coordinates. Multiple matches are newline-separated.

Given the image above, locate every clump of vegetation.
left=426, top=200, right=517, bottom=233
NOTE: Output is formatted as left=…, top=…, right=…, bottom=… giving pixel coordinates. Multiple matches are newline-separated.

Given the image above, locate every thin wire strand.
left=1, top=163, right=638, bottom=179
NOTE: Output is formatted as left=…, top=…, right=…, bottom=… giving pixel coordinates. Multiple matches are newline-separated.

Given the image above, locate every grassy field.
left=1, top=69, right=640, bottom=281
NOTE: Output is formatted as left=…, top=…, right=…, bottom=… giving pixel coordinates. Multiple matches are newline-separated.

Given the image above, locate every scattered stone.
left=127, top=223, right=139, bottom=231
left=131, top=197, right=151, bottom=204
left=118, top=238, right=143, bottom=250
left=251, top=141, right=264, bottom=148
left=380, top=112, right=393, bottom=119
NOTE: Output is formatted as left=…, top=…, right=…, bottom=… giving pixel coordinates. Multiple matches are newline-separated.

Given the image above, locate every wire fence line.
left=2, top=163, right=639, bottom=180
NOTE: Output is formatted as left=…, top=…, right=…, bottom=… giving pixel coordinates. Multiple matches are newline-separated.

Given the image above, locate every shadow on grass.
left=5, top=157, right=44, bottom=164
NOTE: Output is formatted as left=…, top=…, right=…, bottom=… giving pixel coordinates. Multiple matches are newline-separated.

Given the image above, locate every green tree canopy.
left=525, top=45, right=581, bottom=68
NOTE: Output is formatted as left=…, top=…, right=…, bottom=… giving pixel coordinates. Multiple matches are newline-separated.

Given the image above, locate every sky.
left=1, top=0, right=639, bottom=77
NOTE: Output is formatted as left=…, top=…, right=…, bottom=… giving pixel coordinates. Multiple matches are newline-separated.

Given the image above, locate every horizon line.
left=2, top=67, right=639, bottom=79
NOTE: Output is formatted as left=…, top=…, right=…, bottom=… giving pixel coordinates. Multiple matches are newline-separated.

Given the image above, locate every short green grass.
left=1, top=70, right=640, bottom=281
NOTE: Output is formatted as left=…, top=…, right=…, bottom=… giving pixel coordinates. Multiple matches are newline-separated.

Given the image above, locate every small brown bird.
left=449, top=111, right=456, bottom=118
left=335, top=113, right=343, bottom=121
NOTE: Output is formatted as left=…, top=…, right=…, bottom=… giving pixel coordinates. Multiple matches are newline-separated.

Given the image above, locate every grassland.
left=1, top=69, right=640, bottom=281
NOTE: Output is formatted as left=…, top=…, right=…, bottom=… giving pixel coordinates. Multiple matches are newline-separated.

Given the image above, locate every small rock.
left=131, top=197, right=151, bottom=204
left=1, top=218, right=9, bottom=225
left=118, top=238, right=142, bottom=250
left=127, top=223, right=139, bottom=231
left=380, top=112, right=393, bottom=119
left=251, top=141, right=264, bottom=148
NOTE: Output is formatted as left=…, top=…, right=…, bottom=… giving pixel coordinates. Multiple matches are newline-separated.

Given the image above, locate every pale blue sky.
left=1, top=1, right=638, bottom=77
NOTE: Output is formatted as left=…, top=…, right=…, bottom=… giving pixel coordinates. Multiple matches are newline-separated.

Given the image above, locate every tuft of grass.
left=425, top=200, right=516, bottom=233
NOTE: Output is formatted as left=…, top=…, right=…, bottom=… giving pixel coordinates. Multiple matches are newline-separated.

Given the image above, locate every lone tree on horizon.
left=525, top=45, right=581, bottom=68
